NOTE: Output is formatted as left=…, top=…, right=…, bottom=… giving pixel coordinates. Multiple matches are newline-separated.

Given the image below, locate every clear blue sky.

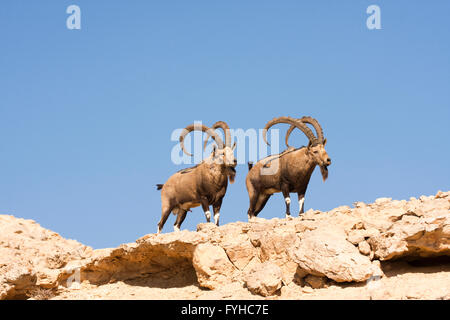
left=1, top=1, right=449, bottom=248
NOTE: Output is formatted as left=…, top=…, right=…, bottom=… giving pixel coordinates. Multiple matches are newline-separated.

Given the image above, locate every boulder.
left=192, top=243, right=237, bottom=290
left=292, top=228, right=382, bottom=282
left=244, top=262, right=283, bottom=297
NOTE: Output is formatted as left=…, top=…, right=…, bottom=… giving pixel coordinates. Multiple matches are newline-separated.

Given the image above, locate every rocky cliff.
left=1, top=191, right=449, bottom=300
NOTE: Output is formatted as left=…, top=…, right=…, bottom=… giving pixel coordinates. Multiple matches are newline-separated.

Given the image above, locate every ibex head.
left=179, top=121, right=237, bottom=178
left=307, top=140, right=331, bottom=181
left=263, top=116, right=331, bottom=181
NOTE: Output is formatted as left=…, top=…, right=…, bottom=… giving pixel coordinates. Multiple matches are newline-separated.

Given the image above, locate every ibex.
left=156, top=121, right=237, bottom=233
left=246, top=116, right=331, bottom=219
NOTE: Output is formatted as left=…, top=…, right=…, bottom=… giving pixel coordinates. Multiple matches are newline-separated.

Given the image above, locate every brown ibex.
left=156, top=121, right=237, bottom=233
left=246, top=116, right=331, bottom=219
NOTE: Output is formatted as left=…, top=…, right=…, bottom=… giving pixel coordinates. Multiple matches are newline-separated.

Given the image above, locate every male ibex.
left=246, top=116, right=331, bottom=219
left=156, top=121, right=237, bottom=233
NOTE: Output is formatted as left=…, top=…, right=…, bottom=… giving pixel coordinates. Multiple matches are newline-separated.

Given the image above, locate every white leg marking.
left=299, top=198, right=305, bottom=209
left=205, top=210, right=211, bottom=221
left=173, top=225, right=180, bottom=232
left=285, top=197, right=291, bottom=204
left=214, top=212, right=220, bottom=226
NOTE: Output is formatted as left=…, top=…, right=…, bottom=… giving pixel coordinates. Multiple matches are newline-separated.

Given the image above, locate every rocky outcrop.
left=192, top=243, right=239, bottom=289
left=0, top=215, right=92, bottom=299
left=1, top=191, right=449, bottom=299
left=292, top=227, right=383, bottom=282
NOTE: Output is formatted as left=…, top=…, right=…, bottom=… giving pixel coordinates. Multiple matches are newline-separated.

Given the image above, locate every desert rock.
left=192, top=243, right=237, bottom=289
left=244, top=262, right=283, bottom=297
left=1, top=191, right=449, bottom=299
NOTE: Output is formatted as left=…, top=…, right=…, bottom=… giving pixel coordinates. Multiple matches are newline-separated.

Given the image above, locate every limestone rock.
left=358, top=241, right=371, bottom=256
left=0, top=215, right=91, bottom=299
left=214, top=223, right=258, bottom=271
left=244, top=262, right=283, bottom=297
left=192, top=243, right=237, bottom=290
left=292, top=228, right=382, bottom=282
left=347, top=229, right=366, bottom=245
left=1, top=190, right=449, bottom=300
left=257, top=226, right=300, bottom=284
left=366, top=193, right=450, bottom=260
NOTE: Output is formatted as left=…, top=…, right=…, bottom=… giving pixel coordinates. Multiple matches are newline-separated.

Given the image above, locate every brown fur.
left=246, top=142, right=331, bottom=219
left=157, top=147, right=236, bottom=233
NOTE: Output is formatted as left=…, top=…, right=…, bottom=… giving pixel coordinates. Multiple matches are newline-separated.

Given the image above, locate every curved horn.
left=285, top=116, right=324, bottom=147
left=179, top=123, right=224, bottom=156
left=300, top=116, right=324, bottom=143
left=263, top=116, right=318, bottom=146
left=202, top=121, right=232, bottom=150
left=284, top=125, right=296, bottom=148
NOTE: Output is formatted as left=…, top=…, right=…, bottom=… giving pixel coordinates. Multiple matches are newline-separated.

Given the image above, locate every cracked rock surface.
left=1, top=191, right=449, bottom=299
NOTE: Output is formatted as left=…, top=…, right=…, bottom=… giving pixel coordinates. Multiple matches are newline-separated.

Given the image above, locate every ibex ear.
left=232, top=142, right=236, bottom=151
left=212, top=144, right=217, bottom=157
left=323, top=138, right=327, bottom=146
